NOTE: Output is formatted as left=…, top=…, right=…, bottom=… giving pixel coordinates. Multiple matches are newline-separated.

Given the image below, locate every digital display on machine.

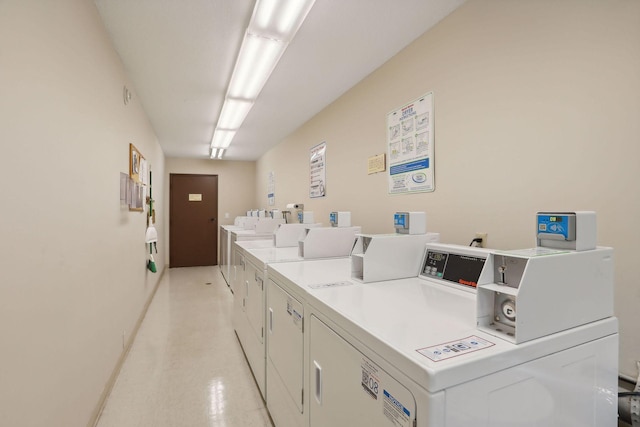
left=422, top=250, right=485, bottom=288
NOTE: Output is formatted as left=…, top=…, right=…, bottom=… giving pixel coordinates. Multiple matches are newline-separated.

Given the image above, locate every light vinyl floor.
left=96, top=267, right=272, bottom=427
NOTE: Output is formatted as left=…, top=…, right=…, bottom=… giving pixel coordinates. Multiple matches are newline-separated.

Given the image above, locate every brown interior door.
left=170, top=174, right=218, bottom=267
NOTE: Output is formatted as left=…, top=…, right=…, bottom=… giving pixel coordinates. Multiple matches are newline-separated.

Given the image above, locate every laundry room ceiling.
left=94, top=0, right=465, bottom=161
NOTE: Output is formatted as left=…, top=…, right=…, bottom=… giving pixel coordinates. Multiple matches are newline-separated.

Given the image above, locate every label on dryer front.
left=361, top=357, right=381, bottom=400
left=359, top=356, right=413, bottom=427
left=286, top=297, right=303, bottom=330
left=383, top=389, right=411, bottom=427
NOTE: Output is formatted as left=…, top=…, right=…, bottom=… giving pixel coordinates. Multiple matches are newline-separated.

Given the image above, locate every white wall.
left=0, top=0, right=165, bottom=425
left=164, top=158, right=256, bottom=264
left=257, top=0, right=640, bottom=377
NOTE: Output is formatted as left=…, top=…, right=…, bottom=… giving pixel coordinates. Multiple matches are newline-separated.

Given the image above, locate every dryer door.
left=267, top=279, right=304, bottom=413
left=309, top=315, right=416, bottom=427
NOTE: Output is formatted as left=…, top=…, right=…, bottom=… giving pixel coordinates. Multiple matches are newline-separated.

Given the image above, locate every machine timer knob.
left=501, top=299, right=517, bottom=322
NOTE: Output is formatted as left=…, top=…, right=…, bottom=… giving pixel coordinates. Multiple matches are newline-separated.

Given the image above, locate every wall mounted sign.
left=368, top=153, right=386, bottom=174
left=310, top=141, right=326, bottom=198
left=267, top=171, right=275, bottom=206
left=387, top=92, right=434, bottom=194
left=128, top=143, right=146, bottom=211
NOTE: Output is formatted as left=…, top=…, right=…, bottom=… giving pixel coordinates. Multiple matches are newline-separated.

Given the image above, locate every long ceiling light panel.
left=217, top=99, right=253, bottom=130
left=227, top=35, right=286, bottom=100
left=210, top=130, right=236, bottom=149
left=210, top=0, right=316, bottom=159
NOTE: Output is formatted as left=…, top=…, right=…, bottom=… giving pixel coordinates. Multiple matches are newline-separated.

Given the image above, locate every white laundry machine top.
left=231, top=229, right=274, bottom=238
left=267, top=248, right=617, bottom=393
left=235, top=240, right=275, bottom=252
left=221, top=224, right=244, bottom=231
left=245, top=246, right=302, bottom=270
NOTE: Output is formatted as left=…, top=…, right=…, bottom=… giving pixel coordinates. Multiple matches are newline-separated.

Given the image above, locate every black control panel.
left=422, top=250, right=485, bottom=288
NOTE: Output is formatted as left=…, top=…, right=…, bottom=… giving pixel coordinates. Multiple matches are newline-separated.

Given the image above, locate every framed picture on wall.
left=129, top=143, right=145, bottom=211
left=129, top=143, right=144, bottom=184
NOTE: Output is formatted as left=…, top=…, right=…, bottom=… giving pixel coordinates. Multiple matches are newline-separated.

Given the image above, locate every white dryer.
left=266, top=244, right=617, bottom=427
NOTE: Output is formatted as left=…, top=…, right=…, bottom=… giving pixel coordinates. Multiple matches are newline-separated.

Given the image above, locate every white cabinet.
left=309, top=315, right=416, bottom=427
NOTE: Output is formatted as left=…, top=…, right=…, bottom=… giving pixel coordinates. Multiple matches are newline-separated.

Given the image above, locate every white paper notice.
left=267, top=171, right=275, bottom=206
left=310, top=142, right=326, bottom=198
left=387, top=92, right=434, bottom=194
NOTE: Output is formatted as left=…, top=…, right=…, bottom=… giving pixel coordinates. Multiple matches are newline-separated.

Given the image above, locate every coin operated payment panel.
left=351, top=211, right=439, bottom=283
left=394, top=211, right=426, bottom=234
left=536, top=211, right=596, bottom=251
left=329, top=211, right=351, bottom=227
left=477, top=210, right=609, bottom=343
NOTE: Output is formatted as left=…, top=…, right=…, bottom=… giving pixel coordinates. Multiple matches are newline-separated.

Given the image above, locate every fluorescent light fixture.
left=216, top=98, right=253, bottom=130
left=211, top=129, right=236, bottom=149
left=251, top=0, right=316, bottom=40
left=227, top=34, right=286, bottom=100
left=209, top=0, right=316, bottom=159
left=210, top=148, right=218, bottom=159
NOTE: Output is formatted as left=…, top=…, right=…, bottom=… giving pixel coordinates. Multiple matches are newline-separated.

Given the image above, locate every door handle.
left=210, top=218, right=217, bottom=222
left=314, top=360, right=322, bottom=405
left=269, top=308, right=273, bottom=333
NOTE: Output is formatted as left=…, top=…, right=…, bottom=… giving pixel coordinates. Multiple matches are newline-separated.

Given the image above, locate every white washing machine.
left=266, top=244, right=618, bottom=427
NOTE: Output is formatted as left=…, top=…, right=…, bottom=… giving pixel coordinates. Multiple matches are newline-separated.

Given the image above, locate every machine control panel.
left=330, top=211, right=351, bottom=227
left=537, top=213, right=576, bottom=241
left=394, top=211, right=426, bottom=234
left=394, top=212, right=409, bottom=232
left=422, top=250, right=486, bottom=288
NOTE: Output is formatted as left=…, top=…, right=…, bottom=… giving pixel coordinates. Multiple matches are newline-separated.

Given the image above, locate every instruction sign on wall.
left=267, top=171, right=275, bottom=206
left=387, top=92, right=434, bottom=194
left=310, top=141, right=326, bottom=198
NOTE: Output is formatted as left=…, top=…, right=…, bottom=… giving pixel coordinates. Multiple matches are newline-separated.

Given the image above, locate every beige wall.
left=164, top=158, right=256, bottom=264
left=0, top=0, right=165, bottom=425
left=257, top=0, right=640, bottom=377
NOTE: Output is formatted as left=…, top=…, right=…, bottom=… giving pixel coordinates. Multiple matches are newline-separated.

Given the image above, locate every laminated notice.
left=383, top=389, right=411, bottom=427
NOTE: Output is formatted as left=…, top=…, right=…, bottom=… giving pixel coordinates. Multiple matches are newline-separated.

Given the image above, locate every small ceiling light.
left=210, top=148, right=218, bottom=159
left=217, top=149, right=225, bottom=159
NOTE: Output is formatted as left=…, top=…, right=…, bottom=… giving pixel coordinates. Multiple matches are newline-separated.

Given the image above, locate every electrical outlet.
left=475, top=232, right=488, bottom=248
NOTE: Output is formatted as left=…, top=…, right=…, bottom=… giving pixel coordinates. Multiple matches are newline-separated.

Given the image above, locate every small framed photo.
left=129, top=143, right=144, bottom=184
left=129, top=143, right=145, bottom=211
